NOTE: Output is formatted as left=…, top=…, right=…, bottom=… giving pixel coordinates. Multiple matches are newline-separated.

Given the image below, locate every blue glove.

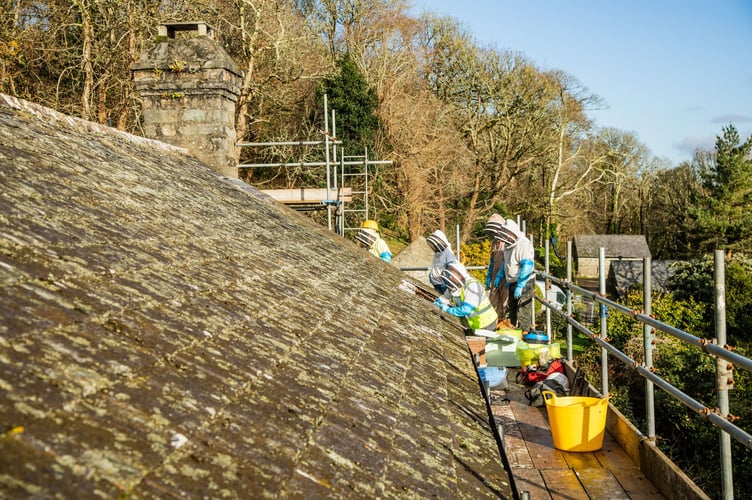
left=514, top=286, right=522, bottom=299
left=518, top=259, right=534, bottom=284
left=433, top=298, right=442, bottom=307
left=494, top=274, right=503, bottom=288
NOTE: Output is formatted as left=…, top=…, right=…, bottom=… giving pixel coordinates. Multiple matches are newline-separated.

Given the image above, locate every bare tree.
left=647, top=162, right=698, bottom=258
left=297, top=0, right=409, bottom=58
left=3, top=1, right=174, bottom=129
left=564, top=128, right=650, bottom=236
left=424, top=16, right=563, bottom=242
left=530, top=70, right=602, bottom=247
left=186, top=0, right=333, bottom=174
left=340, top=7, right=467, bottom=239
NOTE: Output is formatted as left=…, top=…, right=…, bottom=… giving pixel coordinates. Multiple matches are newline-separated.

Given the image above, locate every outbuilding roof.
left=0, top=94, right=511, bottom=498
left=573, top=234, right=652, bottom=259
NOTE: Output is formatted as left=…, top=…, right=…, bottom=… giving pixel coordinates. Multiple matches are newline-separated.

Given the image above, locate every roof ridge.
left=0, top=92, right=188, bottom=154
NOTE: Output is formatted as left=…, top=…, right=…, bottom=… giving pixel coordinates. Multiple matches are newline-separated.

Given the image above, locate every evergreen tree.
left=689, top=124, right=752, bottom=254
left=317, top=52, right=382, bottom=154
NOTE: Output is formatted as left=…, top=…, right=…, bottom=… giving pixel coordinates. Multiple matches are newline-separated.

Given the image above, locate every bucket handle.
left=542, top=391, right=610, bottom=406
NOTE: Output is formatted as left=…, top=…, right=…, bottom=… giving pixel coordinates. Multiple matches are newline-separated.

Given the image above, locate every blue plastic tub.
left=523, top=331, right=549, bottom=344
left=478, top=366, right=509, bottom=389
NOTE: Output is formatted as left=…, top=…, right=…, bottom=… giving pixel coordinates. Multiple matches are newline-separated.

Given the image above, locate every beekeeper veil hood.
left=496, top=219, right=520, bottom=247
left=441, top=262, right=469, bottom=294
left=484, top=214, right=505, bottom=239
left=426, top=230, right=450, bottom=253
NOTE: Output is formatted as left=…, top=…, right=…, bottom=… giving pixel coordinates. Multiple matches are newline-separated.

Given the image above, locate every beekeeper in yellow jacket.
left=355, top=220, right=392, bottom=262
left=433, top=262, right=498, bottom=333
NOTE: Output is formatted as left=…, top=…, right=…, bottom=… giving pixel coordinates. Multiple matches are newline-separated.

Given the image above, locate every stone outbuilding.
left=572, top=234, right=652, bottom=279
left=0, top=94, right=512, bottom=498
left=391, top=236, right=434, bottom=287
left=608, top=259, right=680, bottom=300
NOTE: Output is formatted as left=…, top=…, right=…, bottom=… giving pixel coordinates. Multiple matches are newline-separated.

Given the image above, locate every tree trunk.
left=75, top=0, right=94, bottom=121
left=461, top=171, right=483, bottom=246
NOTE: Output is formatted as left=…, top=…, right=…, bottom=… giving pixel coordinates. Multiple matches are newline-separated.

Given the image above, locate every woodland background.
left=2, top=1, right=751, bottom=497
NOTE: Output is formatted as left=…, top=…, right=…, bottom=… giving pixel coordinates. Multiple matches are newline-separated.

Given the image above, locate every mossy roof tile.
left=0, top=94, right=513, bottom=498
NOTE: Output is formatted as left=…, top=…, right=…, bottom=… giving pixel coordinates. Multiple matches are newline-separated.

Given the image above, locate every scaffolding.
left=339, top=149, right=372, bottom=235
left=236, top=95, right=391, bottom=235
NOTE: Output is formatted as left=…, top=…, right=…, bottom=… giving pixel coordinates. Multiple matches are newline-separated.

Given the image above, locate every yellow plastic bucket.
left=543, top=391, right=608, bottom=452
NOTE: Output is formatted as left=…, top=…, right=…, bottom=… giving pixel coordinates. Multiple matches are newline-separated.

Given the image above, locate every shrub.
left=461, top=240, right=491, bottom=282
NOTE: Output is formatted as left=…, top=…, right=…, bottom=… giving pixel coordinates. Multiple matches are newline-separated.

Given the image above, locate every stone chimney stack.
left=131, top=22, right=242, bottom=178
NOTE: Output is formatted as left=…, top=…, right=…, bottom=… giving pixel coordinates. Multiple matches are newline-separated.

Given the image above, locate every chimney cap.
left=158, top=22, right=214, bottom=39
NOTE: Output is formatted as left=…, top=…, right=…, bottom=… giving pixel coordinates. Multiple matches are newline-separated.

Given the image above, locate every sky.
left=410, top=0, right=752, bottom=166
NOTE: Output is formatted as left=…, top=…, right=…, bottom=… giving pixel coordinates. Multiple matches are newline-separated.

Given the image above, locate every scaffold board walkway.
left=491, top=368, right=664, bottom=499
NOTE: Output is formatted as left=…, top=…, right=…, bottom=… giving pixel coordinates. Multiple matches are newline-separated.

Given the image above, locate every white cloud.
left=674, top=135, right=716, bottom=156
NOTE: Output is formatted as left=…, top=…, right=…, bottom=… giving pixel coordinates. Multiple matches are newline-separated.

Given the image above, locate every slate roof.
left=0, top=94, right=512, bottom=498
left=573, top=234, right=651, bottom=259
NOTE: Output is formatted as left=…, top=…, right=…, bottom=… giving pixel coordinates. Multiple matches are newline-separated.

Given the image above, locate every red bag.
left=516, top=358, right=564, bottom=386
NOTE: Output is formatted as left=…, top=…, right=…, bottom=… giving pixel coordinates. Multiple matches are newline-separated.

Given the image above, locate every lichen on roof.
left=0, top=94, right=512, bottom=498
